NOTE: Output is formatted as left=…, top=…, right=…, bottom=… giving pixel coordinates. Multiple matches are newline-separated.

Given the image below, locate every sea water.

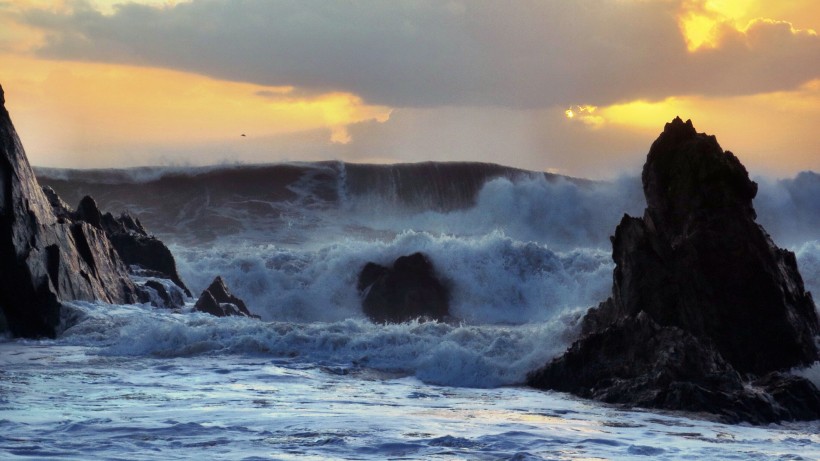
left=1, top=162, right=818, bottom=460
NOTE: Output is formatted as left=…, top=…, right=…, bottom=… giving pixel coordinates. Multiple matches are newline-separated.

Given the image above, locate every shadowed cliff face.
left=612, top=117, right=818, bottom=374
left=0, top=84, right=138, bottom=337
left=529, top=117, right=820, bottom=424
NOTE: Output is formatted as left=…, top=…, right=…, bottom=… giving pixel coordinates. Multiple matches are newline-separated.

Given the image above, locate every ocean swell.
left=59, top=301, right=579, bottom=388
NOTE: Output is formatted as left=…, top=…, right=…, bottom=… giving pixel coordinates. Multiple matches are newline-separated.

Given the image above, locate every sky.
left=0, top=0, right=818, bottom=179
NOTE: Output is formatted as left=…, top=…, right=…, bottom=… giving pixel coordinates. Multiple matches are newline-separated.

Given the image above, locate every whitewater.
left=2, top=162, right=819, bottom=460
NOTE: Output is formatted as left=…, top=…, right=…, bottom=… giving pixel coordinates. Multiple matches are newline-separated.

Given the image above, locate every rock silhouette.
left=46, top=192, right=191, bottom=305
left=97, top=204, right=192, bottom=297
left=194, top=276, right=257, bottom=318
left=528, top=118, right=820, bottom=423
left=357, top=252, right=449, bottom=323
left=0, top=84, right=138, bottom=337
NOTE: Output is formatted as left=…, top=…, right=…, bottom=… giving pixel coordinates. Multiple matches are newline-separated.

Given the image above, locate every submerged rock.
left=357, top=252, right=449, bottom=323
left=194, top=276, right=258, bottom=318
left=528, top=118, right=820, bottom=424
left=0, top=84, right=139, bottom=337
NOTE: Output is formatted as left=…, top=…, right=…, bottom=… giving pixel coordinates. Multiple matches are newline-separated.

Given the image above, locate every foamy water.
left=3, top=338, right=819, bottom=460
left=0, top=163, right=816, bottom=460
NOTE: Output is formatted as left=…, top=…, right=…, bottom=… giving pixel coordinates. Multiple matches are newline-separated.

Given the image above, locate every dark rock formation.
left=97, top=203, right=191, bottom=297
left=136, top=279, right=186, bottom=309
left=0, top=84, right=138, bottom=337
left=528, top=312, right=819, bottom=423
left=357, top=252, right=449, bottom=323
left=528, top=118, right=820, bottom=424
left=44, top=190, right=191, bottom=304
left=194, top=276, right=258, bottom=318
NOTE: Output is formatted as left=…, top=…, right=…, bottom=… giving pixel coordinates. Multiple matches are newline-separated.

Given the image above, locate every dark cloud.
left=21, top=0, right=820, bottom=108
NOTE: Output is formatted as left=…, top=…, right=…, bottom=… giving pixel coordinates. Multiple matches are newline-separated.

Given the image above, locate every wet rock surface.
left=98, top=202, right=191, bottom=297
left=357, top=252, right=450, bottom=323
left=194, top=276, right=258, bottom=318
left=0, top=84, right=138, bottom=337
left=528, top=118, right=820, bottom=424
left=136, top=279, right=186, bottom=309
left=49, top=192, right=192, bottom=299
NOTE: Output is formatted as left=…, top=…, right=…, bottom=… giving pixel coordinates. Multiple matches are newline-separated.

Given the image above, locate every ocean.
left=2, top=161, right=818, bottom=460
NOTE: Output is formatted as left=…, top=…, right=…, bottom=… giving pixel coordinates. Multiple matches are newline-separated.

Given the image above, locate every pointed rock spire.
left=0, top=84, right=138, bottom=337
left=529, top=118, right=820, bottom=423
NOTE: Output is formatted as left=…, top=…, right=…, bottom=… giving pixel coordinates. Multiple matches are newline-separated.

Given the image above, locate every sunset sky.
left=1, top=0, right=818, bottom=178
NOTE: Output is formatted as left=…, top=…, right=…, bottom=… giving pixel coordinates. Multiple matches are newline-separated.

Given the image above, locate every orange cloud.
left=678, top=0, right=817, bottom=52
left=1, top=53, right=391, bottom=167
left=562, top=78, right=820, bottom=175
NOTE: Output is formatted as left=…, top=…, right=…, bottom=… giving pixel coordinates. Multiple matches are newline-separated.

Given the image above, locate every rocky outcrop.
left=357, top=252, right=449, bottom=323
left=90, top=199, right=191, bottom=297
left=529, top=312, right=820, bottom=423
left=136, top=279, right=186, bottom=309
left=0, top=84, right=139, bottom=337
left=194, top=276, right=258, bottom=318
left=528, top=118, right=820, bottom=424
left=43, top=190, right=190, bottom=308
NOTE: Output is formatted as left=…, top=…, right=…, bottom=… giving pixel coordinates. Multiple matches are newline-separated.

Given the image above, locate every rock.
left=43, top=181, right=191, bottom=298
left=136, top=279, right=186, bottom=309
left=528, top=118, right=820, bottom=424
left=357, top=252, right=449, bottom=323
left=0, top=84, right=139, bottom=338
left=58, top=192, right=190, bottom=298
left=75, top=195, right=102, bottom=229
left=527, top=312, right=814, bottom=424
left=46, top=189, right=191, bottom=307
left=194, top=276, right=258, bottom=318
left=90, top=204, right=192, bottom=297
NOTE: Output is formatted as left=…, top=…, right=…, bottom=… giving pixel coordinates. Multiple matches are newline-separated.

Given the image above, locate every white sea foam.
left=794, top=241, right=820, bottom=306
left=339, top=174, right=644, bottom=249
left=4, top=340, right=818, bottom=460
left=59, top=301, right=579, bottom=388
left=172, top=231, right=612, bottom=325
left=794, top=362, right=820, bottom=389
left=5, top=163, right=817, bottom=460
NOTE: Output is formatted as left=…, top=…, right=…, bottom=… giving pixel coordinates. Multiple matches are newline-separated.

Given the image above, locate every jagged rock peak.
left=76, top=196, right=103, bottom=229
left=1, top=83, right=138, bottom=337
left=662, top=116, right=696, bottom=136
left=194, top=276, right=257, bottom=318
left=643, top=117, right=758, bottom=236
left=527, top=118, right=820, bottom=424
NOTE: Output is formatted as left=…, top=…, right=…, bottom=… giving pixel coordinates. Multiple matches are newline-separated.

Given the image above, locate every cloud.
left=16, top=0, right=819, bottom=109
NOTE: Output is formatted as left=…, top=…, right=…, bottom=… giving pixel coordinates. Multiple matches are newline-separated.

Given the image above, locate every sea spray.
left=59, top=301, right=579, bottom=388
left=37, top=163, right=817, bottom=248
left=172, top=231, right=613, bottom=325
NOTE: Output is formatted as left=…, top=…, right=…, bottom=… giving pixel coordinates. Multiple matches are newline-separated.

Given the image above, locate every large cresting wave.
left=29, top=162, right=819, bottom=386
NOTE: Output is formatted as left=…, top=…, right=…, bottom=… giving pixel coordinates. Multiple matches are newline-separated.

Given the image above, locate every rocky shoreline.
left=2, top=83, right=818, bottom=424
left=0, top=84, right=256, bottom=338
left=527, top=118, right=820, bottom=424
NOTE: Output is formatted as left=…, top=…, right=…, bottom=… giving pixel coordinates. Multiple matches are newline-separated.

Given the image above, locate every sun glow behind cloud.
left=560, top=0, right=819, bottom=175
left=677, top=0, right=817, bottom=52
left=679, top=0, right=754, bottom=51
left=2, top=53, right=391, bottom=167
left=0, top=0, right=818, bottom=176
left=564, top=105, right=603, bottom=127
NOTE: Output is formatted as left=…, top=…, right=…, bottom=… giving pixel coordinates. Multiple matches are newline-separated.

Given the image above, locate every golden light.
left=678, top=0, right=758, bottom=51
left=680, top=12, right=722, bottom=51
left=564, top=105, right=603, bottom=127
left=0, top=53, right=392, bottom=167
left=597, top=98, right=689, bottom=129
